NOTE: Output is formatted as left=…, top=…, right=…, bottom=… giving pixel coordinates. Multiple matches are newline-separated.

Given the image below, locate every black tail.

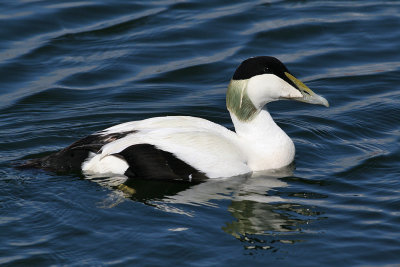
left=17, top=147, right=93, bottom=173
left=17, top=131, right=137, bottom=173
left=16, top=157, right=44, bottom=169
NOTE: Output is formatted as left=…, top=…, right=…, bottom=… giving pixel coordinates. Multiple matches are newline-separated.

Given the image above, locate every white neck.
left=229, top=109, right=295, bottom=170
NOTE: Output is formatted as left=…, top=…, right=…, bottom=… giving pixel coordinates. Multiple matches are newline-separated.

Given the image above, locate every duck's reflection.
left=93, top=164, right=323, bottom=246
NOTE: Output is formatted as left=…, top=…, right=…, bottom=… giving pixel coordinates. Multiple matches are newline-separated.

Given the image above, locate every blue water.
left=1, top=0, right=400, bottom=266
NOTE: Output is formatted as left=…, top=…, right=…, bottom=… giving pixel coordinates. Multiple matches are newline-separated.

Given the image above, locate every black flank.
left=116, top=144, right=208, bottom=182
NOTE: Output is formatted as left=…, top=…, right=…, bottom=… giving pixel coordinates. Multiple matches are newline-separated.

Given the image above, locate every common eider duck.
left=23, top=56, right=329, bottom=181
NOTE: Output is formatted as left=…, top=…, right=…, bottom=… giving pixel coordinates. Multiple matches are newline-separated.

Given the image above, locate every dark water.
left=1, top=0, right=400, bottom=266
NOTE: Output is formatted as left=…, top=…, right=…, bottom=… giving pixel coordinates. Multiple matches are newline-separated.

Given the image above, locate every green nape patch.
left=226, top=80, right=259, bottom=122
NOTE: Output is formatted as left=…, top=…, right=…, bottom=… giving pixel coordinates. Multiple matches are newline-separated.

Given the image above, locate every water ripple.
left=1, top=0, right=400, bottom=266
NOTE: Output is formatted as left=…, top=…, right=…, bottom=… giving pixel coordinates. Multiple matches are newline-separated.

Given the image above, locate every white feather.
left=246, top=74, right=302, bottom=109
left=82, top=109, right=295, bottom=178
left=82, top=153, right=129, bottom=175
left=81, top=69, right=303, bottom=178
left=84, top=116, right=251, bottom=178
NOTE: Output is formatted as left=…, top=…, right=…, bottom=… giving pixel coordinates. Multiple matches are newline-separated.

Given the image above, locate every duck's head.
left=227, top=56, right=329, bottom=122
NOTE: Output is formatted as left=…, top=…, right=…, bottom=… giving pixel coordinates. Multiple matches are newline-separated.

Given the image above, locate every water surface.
left=1, top=0, right=400, bottom=266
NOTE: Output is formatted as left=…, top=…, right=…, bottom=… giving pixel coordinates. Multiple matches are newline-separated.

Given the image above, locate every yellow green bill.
left=284, top=72, right=329, bottom=107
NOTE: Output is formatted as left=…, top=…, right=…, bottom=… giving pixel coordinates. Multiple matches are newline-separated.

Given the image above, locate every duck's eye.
left=263, top=67, right=270, bottom=73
